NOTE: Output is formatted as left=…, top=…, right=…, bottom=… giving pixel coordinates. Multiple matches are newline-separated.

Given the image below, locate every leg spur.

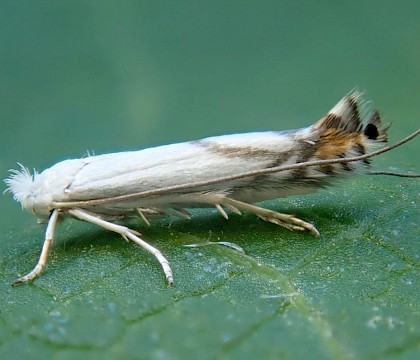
left=215, top=197, right=320, bottom=236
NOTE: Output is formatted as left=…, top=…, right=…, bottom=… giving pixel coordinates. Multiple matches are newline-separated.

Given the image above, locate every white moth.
left=4, top=91, right=419, bottom=285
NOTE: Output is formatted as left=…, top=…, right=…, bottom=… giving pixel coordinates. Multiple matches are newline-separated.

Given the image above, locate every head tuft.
left=4, top=164, right=37, bottom=207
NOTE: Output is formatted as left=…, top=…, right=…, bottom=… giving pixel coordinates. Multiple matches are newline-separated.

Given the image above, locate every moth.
left=4, top=91, right=419, bottom=285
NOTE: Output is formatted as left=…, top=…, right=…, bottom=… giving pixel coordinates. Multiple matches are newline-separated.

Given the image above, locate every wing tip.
left=314, top=91, right=389, bottom=143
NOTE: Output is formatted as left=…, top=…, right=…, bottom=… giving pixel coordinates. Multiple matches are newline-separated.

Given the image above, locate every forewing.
left=63, top=131, right=299, bottom=202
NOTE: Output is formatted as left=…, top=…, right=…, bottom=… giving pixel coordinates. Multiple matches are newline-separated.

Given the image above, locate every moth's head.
left=4, top=164, right=53, bottom=221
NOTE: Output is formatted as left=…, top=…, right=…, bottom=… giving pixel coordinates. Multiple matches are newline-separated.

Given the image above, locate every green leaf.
left=1, top=176, right=418, bottom=359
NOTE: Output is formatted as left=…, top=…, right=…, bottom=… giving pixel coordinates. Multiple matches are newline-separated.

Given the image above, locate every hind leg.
left=212, top=197, right=319, bottom=236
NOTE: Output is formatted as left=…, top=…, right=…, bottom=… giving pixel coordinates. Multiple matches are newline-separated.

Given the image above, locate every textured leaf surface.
left=1, top=176, right=418, bottom=359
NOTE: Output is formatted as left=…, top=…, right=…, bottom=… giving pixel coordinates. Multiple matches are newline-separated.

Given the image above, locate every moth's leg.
left=166, top=208, right=192, bottom=219
left=136, top=208, right=151, bottom=226
left=151, top=207, right=192, bottom=220
left=68, top=208, right=174, bottom=284
left=135, top=207, right=191, bottom=224
left=219, top=197, right=320, bottom=236
left=210, top=202, right=241, bottom=219
left=12, top=209, right=60, bottom=286
left=215, top=203, right=229, bottom=219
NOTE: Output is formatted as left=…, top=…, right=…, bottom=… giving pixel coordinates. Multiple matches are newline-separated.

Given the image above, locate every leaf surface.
left=1, top=177, right=418, bottom=359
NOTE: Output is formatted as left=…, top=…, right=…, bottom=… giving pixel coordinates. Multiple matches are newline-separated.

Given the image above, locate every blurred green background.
left=1, top=0, right=419, bottom=230
left=1, top=1, right=419, bottom=359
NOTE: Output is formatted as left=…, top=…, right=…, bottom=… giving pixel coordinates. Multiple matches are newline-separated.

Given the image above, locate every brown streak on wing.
left=314, top=113, right=343, bottom=131
left=315, top=129, right=365, bottom=160
left=202, top=143, right=280, bottom=159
